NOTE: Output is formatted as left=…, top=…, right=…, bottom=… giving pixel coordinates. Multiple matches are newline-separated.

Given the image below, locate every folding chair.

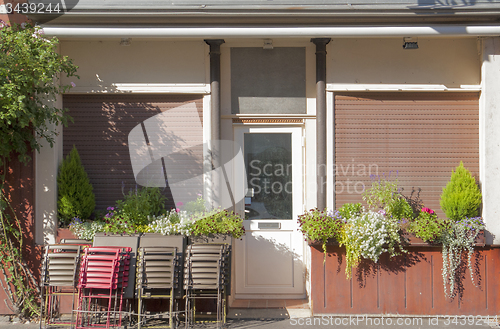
left=40, top=244, right=85, bottom=329
left=136, top=246, right=179, bottom=329
left=184, top=244, right=231, bottom=329
left=75, top=246, right=131, bottom=329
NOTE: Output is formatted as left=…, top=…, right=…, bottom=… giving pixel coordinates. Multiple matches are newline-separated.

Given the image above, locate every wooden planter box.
left=309, top=231, right=496, bottom=316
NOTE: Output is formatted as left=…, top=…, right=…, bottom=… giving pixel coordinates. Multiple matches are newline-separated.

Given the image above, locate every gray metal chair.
left=184, top=244, right=231, bottom=329
left=136, top=246, right=179, bottom=329
left=39, top=244, right=85, bottom=329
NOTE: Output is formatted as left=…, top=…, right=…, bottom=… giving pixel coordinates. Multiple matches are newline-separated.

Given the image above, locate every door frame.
left=233, top=125, right=305, bottom=299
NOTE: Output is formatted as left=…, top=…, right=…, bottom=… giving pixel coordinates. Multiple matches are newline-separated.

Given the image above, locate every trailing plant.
left=298, top=208, right=345, bottom=259
left=57, top=146, right=95, bottom=226
left=408, top=208, right=450, bottom=243
left=0, top=21, right=78, bottom=318
left=115, top=186, right=167, bottom=226
left=339, top=210, right=403, bottom=279
left=440, top=162, right=482, bottom=221
left=440, top=217, right=484, bottom=299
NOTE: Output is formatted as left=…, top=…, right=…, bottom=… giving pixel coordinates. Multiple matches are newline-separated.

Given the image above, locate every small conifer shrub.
left=440, top=161, right=482, bottom=221
left=57, top=146, right=96, bottom=225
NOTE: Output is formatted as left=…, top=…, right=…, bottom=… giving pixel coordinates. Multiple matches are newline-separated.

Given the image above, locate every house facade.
left=9, top=0, right=500, bottom=314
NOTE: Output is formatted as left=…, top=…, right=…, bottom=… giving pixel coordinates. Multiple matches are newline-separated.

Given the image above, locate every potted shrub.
left=187, top=209, right=245, bottom=245
left=57, top=146, right=95, bottom=241
left=439, top=162, right=484, bottom=298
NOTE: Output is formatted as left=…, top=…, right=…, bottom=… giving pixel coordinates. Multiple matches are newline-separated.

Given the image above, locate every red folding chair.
left=75, top=246, right=131, bottom=329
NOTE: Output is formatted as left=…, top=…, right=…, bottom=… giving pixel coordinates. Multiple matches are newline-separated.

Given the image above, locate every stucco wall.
left=328, top=38, right=480, bottom=86
left=480, top=37, right=500, bottom=245
left=60, top=40, right=208, bottom=92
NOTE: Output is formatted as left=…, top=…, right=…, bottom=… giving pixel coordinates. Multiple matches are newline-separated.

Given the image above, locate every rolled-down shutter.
left=334, top=92, right=479, bottom=218
left=63, top=94, right=204, bottom=211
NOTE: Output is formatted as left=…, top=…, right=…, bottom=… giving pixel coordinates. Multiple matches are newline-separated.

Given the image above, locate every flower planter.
left=56, top=227, right=77, bottom=243
left=307, top=238, right=339, bottom=247
left=400, top=230, right=486, bottom=247
left=188, top=234, right=232, bottom=245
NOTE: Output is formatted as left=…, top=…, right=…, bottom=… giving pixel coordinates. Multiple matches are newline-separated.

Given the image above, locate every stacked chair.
left=183, top=244, right=231, bottom=329
left=40, top=244, right=87, bottom=329
left=74, top=246, right=132, bottom=329
left=135, top=246, right=180, bottom=329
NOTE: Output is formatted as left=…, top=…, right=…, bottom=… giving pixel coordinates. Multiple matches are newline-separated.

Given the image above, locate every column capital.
left=204, top=39, right=225, bottom=54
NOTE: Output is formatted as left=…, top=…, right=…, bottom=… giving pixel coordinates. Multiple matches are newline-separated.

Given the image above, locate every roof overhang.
left=41, top=25, right=500, bottom=39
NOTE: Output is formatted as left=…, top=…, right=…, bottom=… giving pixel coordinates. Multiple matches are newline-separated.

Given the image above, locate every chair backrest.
left=184, top=244, right=228, bottom=290
left=78, top=246, right=131, bottom=290
left=137, top=246, right=177, bottom=291
left=41, top=244, right=83, bottom=288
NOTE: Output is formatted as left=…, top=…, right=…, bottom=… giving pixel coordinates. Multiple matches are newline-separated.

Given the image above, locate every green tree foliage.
left=0, top=21, right=78, bottom=318
left=57, top=146, right=95, bottom=224
left=0, top=21, right=77, bottom=167
left=440, top=161, right=482, bottom=221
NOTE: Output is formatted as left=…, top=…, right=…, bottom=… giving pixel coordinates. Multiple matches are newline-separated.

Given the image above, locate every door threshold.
left=228, top=299, right=311, bottom=319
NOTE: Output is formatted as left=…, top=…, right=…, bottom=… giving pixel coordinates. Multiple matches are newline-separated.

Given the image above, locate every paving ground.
left=1, top=312, right=499, bottom=329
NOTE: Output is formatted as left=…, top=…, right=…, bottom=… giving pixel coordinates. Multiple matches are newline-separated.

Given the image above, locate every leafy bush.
left=409, top=208, right=450, bottom=242
left=440, top=162, right=482, bottom=221
left=115, top=186, right=167, bottom=226
left=57, top=146, right=95, bottom=225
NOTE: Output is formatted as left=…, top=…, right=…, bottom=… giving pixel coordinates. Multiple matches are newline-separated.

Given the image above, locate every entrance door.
left=234, top=126, right=305, bottom=298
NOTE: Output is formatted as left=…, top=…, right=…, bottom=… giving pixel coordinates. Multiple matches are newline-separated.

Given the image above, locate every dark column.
left=205, top=39, right=225, bottom=208
left=311, top=38, right=331, bottom=211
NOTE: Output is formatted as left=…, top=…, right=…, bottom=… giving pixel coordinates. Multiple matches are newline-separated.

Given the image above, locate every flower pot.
left=400, top=230, right=486, bottom=247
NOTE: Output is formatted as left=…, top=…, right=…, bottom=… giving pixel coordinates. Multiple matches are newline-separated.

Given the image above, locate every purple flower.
left=107, top=207, right=115, bottom=211
left=70, top=82, right=76, bottom=88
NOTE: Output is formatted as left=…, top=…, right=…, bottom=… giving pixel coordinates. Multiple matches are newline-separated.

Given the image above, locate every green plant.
left=337, top=203, right=363, bottom=220
left=440, top=162, right=482, bottom=221
left=115, top=186, right=167, bottom=226
left=0, top=21, right=78, bottom=318
left=189, top=210, right=245, bottom=239
left=385, top=197, right=414, bottom=221
left=440, top=217, right=484, bottom=299
left=57, top=146, right=95, bottom=226
left=409, top=208, right=449, bottom=242
left=362, top=174, right=399, bottom=210
left=182, top=194, right=207, bottom=214
left=298, top=208, right=345, bottom=259
left=69, top=217, right=105, bottom=241
left=149, top=209, right=192, bottom=236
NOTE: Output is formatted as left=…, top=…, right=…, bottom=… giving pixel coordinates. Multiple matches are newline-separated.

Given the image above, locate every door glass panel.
left=244, top=133, right=292, bottom=220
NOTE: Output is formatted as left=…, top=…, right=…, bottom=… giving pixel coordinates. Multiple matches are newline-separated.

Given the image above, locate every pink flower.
left=176, top=208, right=180, bottom=213
left=421, top=207, right=435, bottom=214
left=70, top=82, right=76, bottom=88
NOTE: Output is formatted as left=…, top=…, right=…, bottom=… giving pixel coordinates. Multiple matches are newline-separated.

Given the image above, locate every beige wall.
left=328, top=38, right=480, bottom=86
left=60, top=40, right=208, bottom=92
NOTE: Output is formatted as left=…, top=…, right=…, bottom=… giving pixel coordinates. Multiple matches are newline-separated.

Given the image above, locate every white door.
left=234, top=126, right=305, bottom=298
